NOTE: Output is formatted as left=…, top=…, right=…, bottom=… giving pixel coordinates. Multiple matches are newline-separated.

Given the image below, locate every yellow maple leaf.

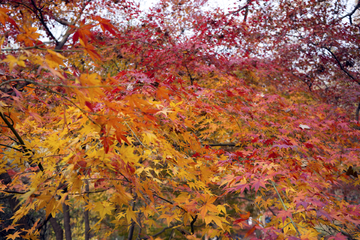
left=126, top=207, right=138, bottom=224
left=45, top=49, right=66, bottom=69
left=159, top=213, right=178, bottom=226
left=94, top=201, right=114, bottom=220
left=2, top=55, right=26, bottom=72
left=143, top=131, right=158, bottom=145
left=204, top=215, right=227, bottom=230
left=19, top=187, right=36, bottom=204
left=79, top=73, right=101, bottom=86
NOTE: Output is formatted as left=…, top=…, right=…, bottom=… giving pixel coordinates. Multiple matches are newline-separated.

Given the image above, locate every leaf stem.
left=270, top=180, right=301, bottom=237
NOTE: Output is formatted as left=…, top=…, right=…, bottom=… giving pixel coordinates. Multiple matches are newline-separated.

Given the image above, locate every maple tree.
left=0, top=0, right=360, bottom=239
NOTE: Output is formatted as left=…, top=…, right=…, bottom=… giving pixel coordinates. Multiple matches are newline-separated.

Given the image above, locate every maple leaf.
left=72, top=23, right=95, bottom=44
left=19, top=187, right=36, bottom=204
left=79, top=38, right=102, bottom=61
left=155, top=107, right=174, bottom=117
left=328, top=233, right=348, bottom=240
left=244, top=225, right=257, bottom=238
left=126, top=207, right=138, bottom=224
left=94, top=201, right=114, bottom=220
left=0, top=8, right=18, bottom=29
left=199, top=195, right=219, bottom=219
left=6, top=231, right=21, bottom=240
left=277, top=210, right=293, bottom=223
left=156, top=86, right=171, bottom=100
left=252, top=178, right=267, bottom=193
left=204, top=215, right=225, bottom=230
left=2, top=55, right=26, bottom=72
left=3, top=225, right=15, bottom=232
left=17, top=26, right=41, bottom=46
left=94, top=16, right=119, bottom=36
left=45, top=49, right=66, bottom=69
left=159, top=213, right=178, bottom=226
left=234, top=211, right=250, bottom=224
left=316, top=209, right=332, bottom=221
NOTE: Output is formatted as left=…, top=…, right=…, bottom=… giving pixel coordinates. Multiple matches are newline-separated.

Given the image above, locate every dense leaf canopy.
left=0, top=0, right=360, bottom=239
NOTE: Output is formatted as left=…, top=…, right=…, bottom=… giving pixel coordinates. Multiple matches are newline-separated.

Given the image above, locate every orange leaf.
left=244, top=225, right=257, bottom=238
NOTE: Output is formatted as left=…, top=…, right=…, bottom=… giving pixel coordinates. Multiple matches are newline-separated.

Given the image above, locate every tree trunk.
left=0, top=172, right=30, bottom=230
left=63, top=188, right=72, bottom=240
left=49, top=217, right=64, bottom=240
left=84, top=181, right=90, bottom=240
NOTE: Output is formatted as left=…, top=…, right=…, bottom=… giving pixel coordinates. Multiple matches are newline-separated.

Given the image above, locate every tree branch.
left=190, top=215, right=198, bottom=234
left=322, top=47, right=359, bottom=85
left=140, top=224, right=181, bottom=239
left=0, top=143, right=22, bottom=152
left=0, top=112, right=44, bottom=171
left=339, top=1, right=360, bottom=24
left=55, top=0, right=91, bottom=50
left=29, top=0, right=59, bottom=44
left=127, top=193, right=138, bottom=240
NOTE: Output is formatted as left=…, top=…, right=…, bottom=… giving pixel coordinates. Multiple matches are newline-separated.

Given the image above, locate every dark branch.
left=339, top=1, right=360, bottom=24
left=127, top=193, right=137, bottom=240
left=53, top=16, right=71, bottom=26
left=190, top=215, right=198, bottom=234
left=0, top=143, right=22, bottom=152
left=140, top=224, right=181, bottom=239
left=154, top=194, right=187, bottom=213
left=30, top=0, right=59, bottom=44
left=205, top=143, right=237, bottom=147
left=0, top=112, right=44, bottom=171
left=322, top=47, right=359, bottom=85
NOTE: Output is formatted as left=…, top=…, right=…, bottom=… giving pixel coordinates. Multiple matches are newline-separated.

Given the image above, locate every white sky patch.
left=134, top=0, right=239, bottom=11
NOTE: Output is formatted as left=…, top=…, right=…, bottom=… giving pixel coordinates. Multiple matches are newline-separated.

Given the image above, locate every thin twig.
left=1, top=39, right=140, bottom=52
left=0, top=143, right=22, bottom=152
left=270, top=180, right=301, bottom=237
left=124, top=122, right=152, bottom=151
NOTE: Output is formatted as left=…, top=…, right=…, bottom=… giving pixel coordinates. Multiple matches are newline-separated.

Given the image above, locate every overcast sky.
left=135, top=0, right=239, bottom=11
left=134, top=0, right=358, bottom=13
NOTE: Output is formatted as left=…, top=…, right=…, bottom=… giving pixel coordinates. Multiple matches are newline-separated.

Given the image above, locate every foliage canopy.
left=0, top=0, right=360, bottom=239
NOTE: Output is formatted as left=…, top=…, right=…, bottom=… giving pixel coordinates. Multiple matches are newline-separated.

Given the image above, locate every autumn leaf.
left=6, top=231, right=21, bottom=240
left=244, top=225, right=257, bottom=238
left=252, top=178, right=267, bottom=193
left=199, top=195, right=219, bottom=219
left=45, top=49, right=66, bottom=69
left=3, top=225, right=15, bottom=232
left=0, top=8, right=18, bottom=29
left=94, top=16, right=119, bottom=35
left=204, top=215, right=225, bottom=230
left=18, top=187, right=36, bottom=204
left=17, top=26, right=41, bottom=46
left=2, top=55, right=26, bottom=72
left=126, top=207, right=138, bottom=224
left=79, top=38, right=102, bottom=61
